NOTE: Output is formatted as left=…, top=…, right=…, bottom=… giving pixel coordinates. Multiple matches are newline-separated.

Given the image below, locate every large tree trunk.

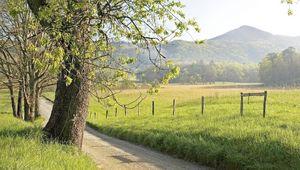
left=27, top=0, right=90, bottom=148
left=43, top=58, right=90, bottom=148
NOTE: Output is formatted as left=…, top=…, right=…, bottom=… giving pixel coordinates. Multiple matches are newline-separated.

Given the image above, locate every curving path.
left=39, top=98, right=212, bottom=170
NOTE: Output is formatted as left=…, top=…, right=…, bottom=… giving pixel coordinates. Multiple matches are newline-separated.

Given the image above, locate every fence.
left=88, top=91, right=268, bottom=119
left=240, top=91, right=267, bottom=118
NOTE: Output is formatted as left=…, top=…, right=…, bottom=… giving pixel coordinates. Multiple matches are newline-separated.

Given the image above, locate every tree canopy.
left=139, top=61, right=259, bottom=84
left=21, top=0, right=201, bottom=147
left=259, top=47, right=300, bottom=86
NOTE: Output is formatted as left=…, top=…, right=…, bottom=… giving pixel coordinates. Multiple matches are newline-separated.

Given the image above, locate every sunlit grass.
left=45, top=85, right=300, bottom=169
left=0, top=91, right=97, bottom=170
left=0, top=91, right=13, bottom=114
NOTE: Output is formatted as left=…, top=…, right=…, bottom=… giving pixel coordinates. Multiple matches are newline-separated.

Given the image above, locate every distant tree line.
left=259, top=47, right=300, bottom=86
left=139, top=47, right=300, bottom=86
left=138, top=61, right=259, bottom=84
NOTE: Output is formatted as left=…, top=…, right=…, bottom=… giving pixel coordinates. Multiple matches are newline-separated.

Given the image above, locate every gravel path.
left=39, top=98, right=212, bottom=170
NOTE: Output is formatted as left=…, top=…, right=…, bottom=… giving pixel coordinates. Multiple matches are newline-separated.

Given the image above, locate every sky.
left=179, top=0, right=300, bottom=40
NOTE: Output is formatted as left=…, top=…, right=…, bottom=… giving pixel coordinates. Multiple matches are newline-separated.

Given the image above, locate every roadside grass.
left=0, top=91, right=13, bottom=114
left=45, top=85, right=300, bottom=169
left=0, top=91, right=97, bottom=170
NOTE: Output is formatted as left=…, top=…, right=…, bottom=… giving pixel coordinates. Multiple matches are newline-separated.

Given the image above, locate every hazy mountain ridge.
left=113, top=25, right=300, bottom=64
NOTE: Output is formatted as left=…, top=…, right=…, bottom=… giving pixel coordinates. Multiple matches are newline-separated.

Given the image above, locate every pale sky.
left=179, top=0, right=300, bottom=40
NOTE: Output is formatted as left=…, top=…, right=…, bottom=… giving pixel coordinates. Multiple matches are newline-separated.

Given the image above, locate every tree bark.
left=23, top=73, right=34, bottom=121
left=34, top=86, right=41, bottom=117
left=43, top=58, right=90, bottom=147
left=29, top=78, right=36, bottom=120
left=17, top=84, right=23, bottom=119
left=24, top=94, right=30, bottom=121
left=23, top=69, right=36, bottom=121
left=27, top=0, right=91, bottom=148
left=8, top=84, right=17, bottom=117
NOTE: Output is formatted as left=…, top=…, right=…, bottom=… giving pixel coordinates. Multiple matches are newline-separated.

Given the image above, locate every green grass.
left=45, top=85, right=300, bottom=169
left=0, top=91, right=97, bottom=170
left=0, top=91, right=13, bottom=114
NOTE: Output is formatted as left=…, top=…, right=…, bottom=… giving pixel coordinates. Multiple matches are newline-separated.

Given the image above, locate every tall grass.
left=46, top=85, right=300, bottom=169
left=0, top=91, right=97, bottom=170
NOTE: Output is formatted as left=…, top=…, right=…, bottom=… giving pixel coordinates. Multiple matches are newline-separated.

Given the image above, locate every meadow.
left=0, top=91, right=97, bottom=170
left=45, top=85, right=300, bottom=170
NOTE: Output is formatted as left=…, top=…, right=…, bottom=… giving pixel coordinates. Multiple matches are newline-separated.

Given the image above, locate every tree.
left=25, top=0, right=200, bottom=147
left=259, top=47, right=300, bottom=86
left=0, top=46, right=19, bottom=117
left=202, top=61, right=217, bottom=83
left=0, top=0, right=56, bottom=120
left=281, top=0, right=297, bottom=15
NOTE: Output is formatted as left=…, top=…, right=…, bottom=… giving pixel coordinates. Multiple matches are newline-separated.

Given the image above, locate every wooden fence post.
left=152, top=100, right=155, bottom=116
left=115, top=107, right=118, bottom=117
left=240, top=93, right=243, bottom=116
left=201, top=96, right=205, bottom=115
left=172, top=99, right=176, bottom=116
left=263, top=91, right=267, bottom=118
left=106, top=110, right=108, bottom=119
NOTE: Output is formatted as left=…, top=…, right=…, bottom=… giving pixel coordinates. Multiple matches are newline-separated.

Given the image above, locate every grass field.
left=0, top=91, right=97, bottom=170
left=45, top=85, right=300, bottom=169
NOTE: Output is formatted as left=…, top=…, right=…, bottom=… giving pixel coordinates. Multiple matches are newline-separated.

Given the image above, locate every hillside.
left=113, top=25, right=300, bottom=64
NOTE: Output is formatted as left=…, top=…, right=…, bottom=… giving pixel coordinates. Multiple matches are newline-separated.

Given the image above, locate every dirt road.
left=39, top=98, right=211, bottom=170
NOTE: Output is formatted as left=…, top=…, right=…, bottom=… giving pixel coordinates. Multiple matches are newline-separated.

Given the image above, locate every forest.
left=138, top=61, right=258, bottom=84
left=259, top=47, right=300, bottom=86
left=138, top=47, right=300, bottom=86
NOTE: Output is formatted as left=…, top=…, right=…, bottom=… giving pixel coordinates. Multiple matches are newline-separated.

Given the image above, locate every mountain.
left=113, top=25, right=300, bottom=64
left=212, top=25, right=273, bottom=41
